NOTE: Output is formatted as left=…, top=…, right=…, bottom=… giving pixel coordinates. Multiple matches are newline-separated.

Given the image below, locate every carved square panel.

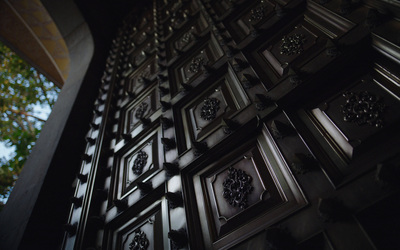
left=134, top=22, right=154, bottom=45
left=135, top=31, right=150, bottom=46
left=160, top=0, right=200, bottom=36
left=262, top=24, right=318, bottom=76
left=129, top=40, right=156, bottom=68
left=165, top=13, right=209, bottom=61
left=113, top=127, right=163, bottom=200
left=205, top=146, right=284, bottom=231
left=224, top=0, right=275, bottom=44
left=296, top=67, right=400, bottom=184
left=169, top=34, right=224, bottom=96
left=119, top=84, right=160, bottom=138
left=175, top=66, right=250, bottom=154
left=124, top=56, right=158, bottom=98
left=184, top=124, right=307, bottom=248
left=249, top=19, right=330, bottom=89
left=317, top=76, right=399, bottom=153
left=107, top=201, right=167, bottom=250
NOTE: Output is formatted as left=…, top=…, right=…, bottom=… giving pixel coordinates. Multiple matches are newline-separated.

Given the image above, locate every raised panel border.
left=181, top=122, right=307, bottom=249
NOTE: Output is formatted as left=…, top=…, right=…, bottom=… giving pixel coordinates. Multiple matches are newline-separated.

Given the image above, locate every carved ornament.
left=135, top=102, right=149, bottom=120
left=176, top=29, right=194, bottom=50
left=280, top=33, right=306, bottom=56
left=129, top=229, right=149, bottom=250
left=222, top=167, right=254, bottom=209
left=135, top=51, right=146, bottom=66
left=248, top=2, right=266, bottom=23
left=181, top=30, right=193, bottom=44
left=188, top=52, right=205, bottom=74
left=341, top=91, right=385, bottom=128
left=200, top=98, right=220, bottom=121
left=132, top=150, right=148, bottom=175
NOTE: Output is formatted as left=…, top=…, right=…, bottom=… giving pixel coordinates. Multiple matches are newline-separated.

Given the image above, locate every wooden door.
left=63, top=0, right=400, bottom=249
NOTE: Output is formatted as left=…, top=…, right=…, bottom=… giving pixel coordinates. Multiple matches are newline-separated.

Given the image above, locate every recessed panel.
left=176, top=66, right=250, bottom=153
left=296, top=66, right=400, bottom=184
left=108, top=202, right=166, bottom=250
left=225, top=0, right=275, bottom=43
left=114, top=127, right=163, bottom=200
left=130, top=40, right=156, bottom=68
left=121, top=84, right=160, bottom=136
left=312, top=75, right=399, bottom=158
left=134, top=22, right=153, bottom=45
left=187, top=124, right=307, bottom=248
left=249, top=18, right=330, bottom=89
left=120, top=214, right=157, bottom=249
left=166, top=13, right=209, bottom=61
left=160, top=0, right=200, bottom=38
left=169, top=34, right=224, bottom=96
left=205, top=146, right=284, bottom=235
left=262, top=24, right=318, bottom=76
left=125, top=56, right=158, bottom=98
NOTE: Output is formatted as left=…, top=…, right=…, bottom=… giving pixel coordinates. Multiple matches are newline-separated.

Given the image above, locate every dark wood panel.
left=63, top=0, right=400, bottom=249
left=183, top=122, right=307, bottom=249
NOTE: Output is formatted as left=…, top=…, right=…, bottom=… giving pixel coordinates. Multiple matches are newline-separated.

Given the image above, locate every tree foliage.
left=0, top=41, right=60, bottom=204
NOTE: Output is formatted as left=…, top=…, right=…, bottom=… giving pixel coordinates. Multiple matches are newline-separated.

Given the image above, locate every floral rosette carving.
left=135, top=102, right=149, bottom=120
left=222, top=167, right=254, bottom=209
left=341, top=91, right=385, bottom=128
left=176, top=30, right=193, bottom=51
left=248, top=4, right=266, bottom=23
left=132, top=150, right=148, bottom=175
left=188, top=56, right=204, bottom=74
left=129, top=229, right=149, bottom=250
left=280, top=33, right=306, bottom=56
left=200, top=98, right=220, bottom=121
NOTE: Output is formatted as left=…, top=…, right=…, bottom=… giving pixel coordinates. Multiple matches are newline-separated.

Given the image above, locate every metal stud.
left=180, top=83, right=192, bottom=93
left=77, top=173, right=88, bottom=183
left=63, top=223, right=77, bottom=236
left=161, top=117, right=173, bottom=130
left=221, top=118, right=240, bottom=134
left=163, top=162, right=180, bottom=177
left=168, top=228, right=187, bottom=250
left=86, top=137, right=96, bottom=145
left=290, top=153, right=318, bottom=174
left=94, top=109, right=103, bottom=116
left=90, top=122, right=100, bottom=130
left=192, top=141, right=208, bottom=156
left=270, top=120, right=296, bottom=139
left=254, top=94, right=273, bottom=111
left=160, top=101, right=171, bottom=112
left=161, top=138, right=176, bottom=151
left=137, top=181, right=153, bottom=196
left=113, top=199, right=128, bottom=211
left=70, top=196, right=83, bottom=208
left=159, top=86, right=169, bottom=97
left=166, top=191, right=183, bottom=209
left=82, top=154, right=92, bottom=163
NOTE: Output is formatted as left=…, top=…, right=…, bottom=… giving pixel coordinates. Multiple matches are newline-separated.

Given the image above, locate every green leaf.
left=0, top=41, right=60, bottom=200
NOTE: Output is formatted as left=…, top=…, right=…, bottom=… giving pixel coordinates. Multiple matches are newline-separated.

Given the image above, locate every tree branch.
left=8, top=108, right=46, bottom=123
left=23, top=115, right=35, bottom=133
left=35, top=71, right=53, bottom=106
left=10, top=116, right=26, bottom=133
